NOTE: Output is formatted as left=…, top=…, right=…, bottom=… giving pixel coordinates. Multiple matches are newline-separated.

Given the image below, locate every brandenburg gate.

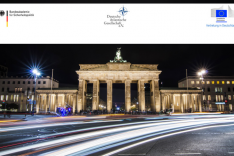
left=76, top=48, right=162, bottom=112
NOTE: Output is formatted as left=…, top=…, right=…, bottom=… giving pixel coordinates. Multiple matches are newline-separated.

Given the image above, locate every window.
left=216, top=95, right=221, bottom=102
left=13, top=81, right=15, bottom=84
left=23, top=81, right=25, bottom=84
left=202, top=88, right=205, bottom=92
left=32, top=95, right=34, bottom=101
left=221, top=95, right=224, bottom=101
left=228, top=95, right=231, bottom=100
left=7, top=88, right=9, bottom=92
left=191, top=81, right=194, bottom=84
left=6, top=95, right=8, bottom=101
left=203, top=95, right=206, bottom=100
left=43, top=81, right=46, bottom=84
left=212, top=81, right=215, bottom=84
left=18, top=81, right=20, bottom=84
left=227, top=81, right=230, bottom=84
left=196, top=81, right=200, bottom=84
left=2, top=88, right=4, bottom=92
left=33, top=81, right=35, bottom=84
left=208, top=87, right=210, bottom=92
left=202, top=81, right=205, bottom=84
left=16, top=95, right=19, bottom=102
left=2, top=81, right=5, bottom=84
left=7, top=81, right=10, bottom=84
left=38, top=81, right=41, bottom=84
left=32, top=88, right=35, bottom=92
left=232, top=81, right=234, bottom=84
left=228, top=87, right=231, bottom=92
left=215, top=87, right=222, bottom=93
left=13, top=95, right=16, bottom=102
left=217, top=81, right=220, bottom=84
left=206, top=81, right=210, bottom=84
left=208, top=95, right=211, bottom=100
left=28, top=81, right=30, bottom=84
left=1, top=95, right=4, bottom=101
left=222, top=81, right=225, bottom=84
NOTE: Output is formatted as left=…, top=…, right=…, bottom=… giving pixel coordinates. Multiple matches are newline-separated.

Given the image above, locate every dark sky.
left=1, top=44, right=234, bottom=88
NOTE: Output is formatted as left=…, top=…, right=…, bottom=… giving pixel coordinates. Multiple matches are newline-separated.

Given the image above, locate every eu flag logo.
left=216, top=10, right=227, bottom=17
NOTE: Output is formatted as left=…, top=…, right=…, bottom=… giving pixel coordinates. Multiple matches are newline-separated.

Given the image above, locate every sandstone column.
left=125, top=80, right=131, bottom=112
left=92, top=80, right=100, bottom=111
left=138, top=80, right=145, bottom=111
left=107, top=80, right=112, bottom=113
left=180, top=94, right=184, bottom=113
left=170, top=94, right=174, bottom=112
left=198, top=94, right=202, bottom=112
left=194, top=95, right=197, bottom=112
left=154, top=80, right=160, bottom=112
left=150, top=80, right=155, bottom=112
left=55, top=93, right=58, bottom=111
left=78, top=79, right=84, bottom=112
left=46, top=94, right=49, bottom=112
left=161, top=93, right=165, bottom=110
left=73, top=93, right=77, bottom=113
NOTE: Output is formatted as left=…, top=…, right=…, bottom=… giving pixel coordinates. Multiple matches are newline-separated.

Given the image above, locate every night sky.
left=1, top=44, right=234, bottom=101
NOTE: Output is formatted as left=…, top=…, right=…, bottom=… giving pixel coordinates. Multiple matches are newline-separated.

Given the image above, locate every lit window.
left=203, top=95, right=206, bottom=100
left=202, top=81, right=205, bottom=84
left=221, top=95, right=224, bottom=101
left=227, top=81, right=230, bottom=84
left=6, top=95, right=8, bottom=101
left=228, top=95, right=232, bottom=100
left=217, top=81, right=220, bottom=84
left=32, top=95, right=34, bottom=101
left=208, top=95, right=211, bottom=100
left=216, top=95, right=221, bottom=102
left=1, top=95, right=4, bottom=101
left=212, top=81, right=215, bottom=84
left=16, top=95, right=19, bottom=102
left=206, top=81, right=210, bottom=84
left=196, top=81, right=200, bottom=84
left=191, top=81, right=194, bottom=84
left=232, top=81, right=234, bottom=84
left=13, top=95, right=16, bottom=102
left=222, top=81, right=225, bottom=84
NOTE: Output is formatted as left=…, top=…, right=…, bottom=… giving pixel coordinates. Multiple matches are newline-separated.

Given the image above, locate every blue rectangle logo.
left=216, top=10, right=227, bottom=17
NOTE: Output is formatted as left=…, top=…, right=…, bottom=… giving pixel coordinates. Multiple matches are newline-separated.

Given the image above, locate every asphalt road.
left=0, top=114, right=233, bottom=156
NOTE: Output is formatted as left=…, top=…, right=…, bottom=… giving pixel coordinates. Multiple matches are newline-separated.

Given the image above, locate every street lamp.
left=198, top=70, right=207, bottom=112
left=32, top=69, right=40, bottom=116
left=136, top=102, right=139, bottom=112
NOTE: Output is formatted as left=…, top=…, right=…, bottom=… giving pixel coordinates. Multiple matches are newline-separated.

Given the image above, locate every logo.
left=104, top=6, right=129, bottom=27
left=118, top=7, right=128, bottom=17
left=211, top=5, right=234, bottom=23
left=0, top=10, right=5, bottom=16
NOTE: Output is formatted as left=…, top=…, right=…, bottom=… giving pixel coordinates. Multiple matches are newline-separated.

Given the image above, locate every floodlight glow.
left=198, top=72, right=201, bottom=76
left=201, top=70, right=206, bottom=74
left=32, top=69, right=37, bottom=74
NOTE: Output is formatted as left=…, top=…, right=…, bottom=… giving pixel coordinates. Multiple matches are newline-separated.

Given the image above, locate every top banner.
left=0, top=4, right=234, bottom=43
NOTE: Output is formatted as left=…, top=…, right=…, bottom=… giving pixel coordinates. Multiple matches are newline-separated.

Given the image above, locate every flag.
left=216, top=10, right=227, bottom=17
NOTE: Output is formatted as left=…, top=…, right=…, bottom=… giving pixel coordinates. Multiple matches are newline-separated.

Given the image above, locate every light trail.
left=103, top=123, right=234, bottom=156
left=0, top=116, right=233, bottom=156
left=43, top=118, right=234, bottom=156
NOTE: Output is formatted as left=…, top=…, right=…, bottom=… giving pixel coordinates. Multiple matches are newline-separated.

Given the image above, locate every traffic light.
left=225, top=100, right=228, bottom=103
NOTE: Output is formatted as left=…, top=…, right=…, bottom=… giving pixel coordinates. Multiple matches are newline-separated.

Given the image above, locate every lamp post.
left=198, top=70, right=206, bottom=112
left=32, top=69, right=40, bottom=116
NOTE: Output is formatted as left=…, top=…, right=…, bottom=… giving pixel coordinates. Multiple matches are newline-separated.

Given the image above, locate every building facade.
left=178, top=76, right=234, bottom=112
left=0, top=76, right=59, bottom=111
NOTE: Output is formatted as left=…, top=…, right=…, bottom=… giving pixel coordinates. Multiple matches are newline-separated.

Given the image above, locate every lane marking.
left=175, top=153, right=201, bottom=155
left=118, top=154, right=146, bottom=155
